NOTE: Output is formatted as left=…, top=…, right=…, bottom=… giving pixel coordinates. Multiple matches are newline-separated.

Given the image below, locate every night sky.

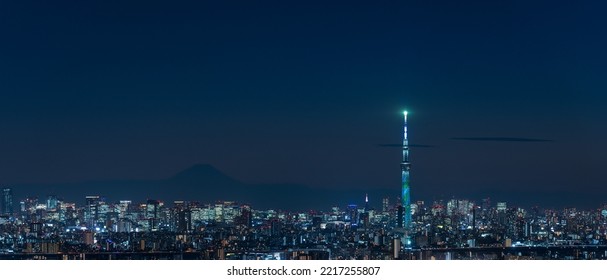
left=1, top=1, right=606, bottom=208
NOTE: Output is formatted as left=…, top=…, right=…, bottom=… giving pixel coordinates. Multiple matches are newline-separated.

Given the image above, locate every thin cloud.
left=451, top=137, right=553, bottom=142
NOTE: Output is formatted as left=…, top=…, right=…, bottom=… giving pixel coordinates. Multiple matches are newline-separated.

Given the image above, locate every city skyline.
left=3, top=161, right=607, bottom=212
left=2, top=111, right=607, bottom=260
left=3, top=182, right=607, bottom=260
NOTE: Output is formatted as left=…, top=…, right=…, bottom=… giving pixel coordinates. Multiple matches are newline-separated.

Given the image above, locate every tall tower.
left=401, top=111, right=412, bottom=230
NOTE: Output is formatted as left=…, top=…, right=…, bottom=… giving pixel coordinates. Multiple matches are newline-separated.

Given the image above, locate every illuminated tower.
left=401, top=111, right=412, bottom=230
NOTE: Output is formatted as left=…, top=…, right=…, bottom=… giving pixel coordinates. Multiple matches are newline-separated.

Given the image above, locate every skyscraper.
left=146, top=199, right=160, bottom=231
left=85, top=195, right=100, bottom=228
left=46, top=195, right=58, bottom=211
left=382, top=197, right=389, bottom=213
left=401, top=111, right=411, bottom=230
left=1, top=188, right=13, bottom=215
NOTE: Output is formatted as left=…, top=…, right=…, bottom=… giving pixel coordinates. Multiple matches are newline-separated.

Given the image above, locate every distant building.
left=482, top=197, right=491, bottom=211
left=177, top=209, right=192, bottom=232
left=236, top=205, right=252, bottom=228
left=85, top=195, right=100, bottom=229
left=347, top=204, right=358, bottom=226
left=497, top=202, right=507, bottom=212
left=271, top=219, right=282, bottom=237
left=83, top=230, right=94, bottom=245
left=46, top=195, right=58, bottom=211
left=146, top=199, right=160, bottom=231
left=382, top=197, right=389, bottom=213
left=118, top=200, right=131, bottom=218
left=1, top=188, right=13, bottom=215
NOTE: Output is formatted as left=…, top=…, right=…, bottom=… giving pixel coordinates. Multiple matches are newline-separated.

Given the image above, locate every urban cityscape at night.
left=2, top=0, right=607, bottom=269
left=2, top=113, right=607, bottom=260
left=4, top=187, right=607, bottom=260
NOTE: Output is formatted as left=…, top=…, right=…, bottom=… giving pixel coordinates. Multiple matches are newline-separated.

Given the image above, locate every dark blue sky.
left=1, top=1, right=606, bottom=207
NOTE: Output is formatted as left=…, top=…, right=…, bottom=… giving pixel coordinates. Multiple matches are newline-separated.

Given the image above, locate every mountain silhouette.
left=11, top=164, right=591, bottom=210
left=10, top=164, right=392, bottom=211
left=167, top=164, right=242, bottom=187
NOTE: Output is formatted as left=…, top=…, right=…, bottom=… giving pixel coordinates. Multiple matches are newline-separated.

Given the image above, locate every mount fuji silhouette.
left=11, top=164, right=392, bottom=211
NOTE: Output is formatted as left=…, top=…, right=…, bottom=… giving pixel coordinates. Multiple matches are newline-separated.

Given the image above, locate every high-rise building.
left=85, top=195, right=100, bottom=228
left=347, top=204, right=358, bottom=226
left=46, top=195, right=58, bottom=211
left=118, top=200, right=131, bottom=218
left=497, top=202, right=507, bottom=212
left=1, top=188, right=13, bottom=215
left=382, top=197, right=389, bottom=213
left=401, top=111, right=412, bottom=229
left=146, top=199, right=160, bottom=231
left=177, top=209, right=192, bottom=232
left=482, top=197, right=491, bottom=211
left=270, top=219, right=282, bottom=237
left=236, top=205, right=252, bottom=228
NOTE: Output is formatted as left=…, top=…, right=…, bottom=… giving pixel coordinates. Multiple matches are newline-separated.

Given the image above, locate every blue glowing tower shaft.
left=401, top=111, right=411, bottom=229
